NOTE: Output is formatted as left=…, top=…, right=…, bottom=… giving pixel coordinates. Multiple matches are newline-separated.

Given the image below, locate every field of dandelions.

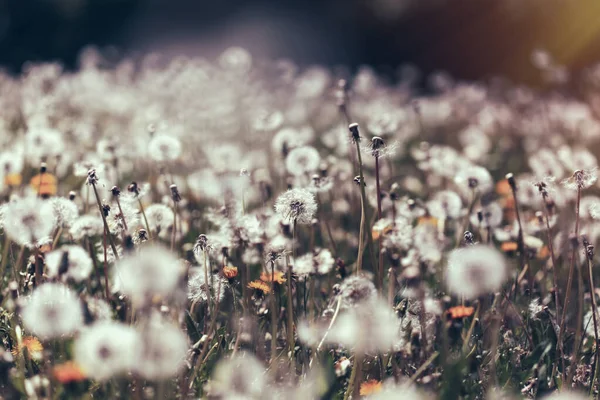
left=1, top=46, right=600, bottom=400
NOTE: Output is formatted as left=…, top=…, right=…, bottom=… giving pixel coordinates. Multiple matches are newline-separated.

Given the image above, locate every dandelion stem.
left=287, top=224, right=296, bottom=367
left=138, top=198, right=152, bottom=240
left=351, top=124, right=376, bottom=276
left=0, top=235, right=10, bottom=285
left=558, top=184, right=581, bottom=384
left=91, top=183, right=119, bottom=260
left=586, top=252, right=600, bottom=393
left=270, top=260, right=278, bottom=366
left=375, top=155, right=384, bottom=291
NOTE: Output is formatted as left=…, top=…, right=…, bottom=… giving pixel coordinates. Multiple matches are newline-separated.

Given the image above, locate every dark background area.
left=2, top=0, right=600, bottom=86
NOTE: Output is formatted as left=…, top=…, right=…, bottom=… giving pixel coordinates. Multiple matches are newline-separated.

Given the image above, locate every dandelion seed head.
left=74, top=322, right=139, bottom=381
left=147, top=134, right=182, bottom=162
left=113, top=246, right=182, bottom=305
left=46, top=245, right=93, bottom=282
left=285, top=146, right=320, bottom=176
left=4, top=197, right=54, bottom=246
left=48, top=197, right=79, bottom=228
left=274, top=188, right=317, bottom=225
left=69, top=215, right=104, bottom=240
left=21, top=283, right=83, bottom=340
left=135, top=315, right=188, bottom=380
left=446, top=245, right=507, bottom=299
left=338, top=275, right=377, bottom=308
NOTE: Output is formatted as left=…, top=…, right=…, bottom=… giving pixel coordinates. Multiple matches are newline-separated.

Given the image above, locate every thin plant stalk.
left=0, top=235, right=10, bottom=284
left=374, top=155, right=384, bottom=290
left=270, top=260, right=278, bottom=366
left=171, top=201, right=178, bottom=251
left=138, top=198, right=152, bottom=240
left=586, top=252, right=600, bottom=393
left=91, top=183, right=119, bottom=260
left=287, top=222, right=296, bottom=366
left=558, top=184, right=582, bottom=383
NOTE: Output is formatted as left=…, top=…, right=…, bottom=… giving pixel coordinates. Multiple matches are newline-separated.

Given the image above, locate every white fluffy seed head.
left=45, top=245, right=93, bottom=282
left=274, top=188, right=317, bottom=225
left=74, top=321, right=140, bottom=381
left=21, top=283, right=83, bottom=340
left=446, top=245, right=508, bottom=299
left=4, top=197, right=54, bottom=246
left=113, top=246, right=182, bottom=306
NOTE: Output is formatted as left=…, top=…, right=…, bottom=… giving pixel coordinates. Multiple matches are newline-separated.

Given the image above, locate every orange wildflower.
left=4, top=173, right=22, bottom=187
left=496, top=179, right=512, bottom=196
left=538, top=245, right=550, bottom=259
left=446, top=306, right=475, bottom=319
left=372, top=223, right=393, bottom=241
left=360, top=380, right=382, bottom=396
left=501, top=241, right=518, bottom=253
left=223, top=266, right=238, bottom=279
left=30, top=173, right=57, bottom=197
left=260, top=271, right=286, bottom=284
left=417, top=216, right=438, bottom=227
left=53, top=361, right=87, bottom=383
left=248, top=280, right=270, bottom=294
left=12, top=336, right=43, bottom=359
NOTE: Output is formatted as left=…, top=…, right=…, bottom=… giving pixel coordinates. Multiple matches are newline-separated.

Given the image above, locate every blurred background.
left=2, top=0, right=600, bottom=86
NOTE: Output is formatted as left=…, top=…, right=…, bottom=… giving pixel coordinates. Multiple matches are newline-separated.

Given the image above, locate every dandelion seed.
left=4, top=196, right=54, bottom=247
left=285, top=146, right=320, bottom=176
left=135, top=315, right=188, bottom=380
left=45, top=245, right=93, bottom=282
left=446, top=245, right=507, bottom=299
left=21, top=283, right=84, bottom=340
left=188, top=266, right=228, bottom=304
left=74, top=321, right=139, bottom=381
left=274, top=188, right=317, bottom=224
left=114, top=246, right=182, bottom=305
left=69, top=215, right=104, bottom=240
left=148, top=134, right=182, bottom=162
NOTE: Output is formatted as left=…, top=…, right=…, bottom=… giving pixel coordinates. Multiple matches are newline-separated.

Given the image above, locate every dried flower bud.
left=68, top=191, right=76, bottom=201
left=170, top=184, right=181, bottom=203
left=86, top=169, right=98, bottom=186
left=40, top=163, right=47, bottom=174
left=353, top=175, right=365, bottom=186
left=582, top=235, right=594, bottom=260
left=464, top=231, right=475, bottom=245
left=505, top=173, right=516, bottom=191
left=349, top=123, right=361, bottom=143
left=110, top=186, right=121, bottom=197
left=371, top=136, right=385, bottom=157
left=102, top=203, right=111, bottom=217
left=128, top=182, right=139, bottom=196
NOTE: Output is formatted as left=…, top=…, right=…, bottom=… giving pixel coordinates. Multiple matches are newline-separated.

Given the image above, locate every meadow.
left=0, top=46, right=597, bottom=399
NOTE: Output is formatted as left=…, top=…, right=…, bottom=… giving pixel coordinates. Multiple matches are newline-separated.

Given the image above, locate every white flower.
left=188, top=266, right=228, bottom=304
left=71, top=216, right=104, bottom=242
left=144, top=203, right=174, bottom=235
left=48, top=197, right=79, bottom=228
left=328, top=298, right=399, bottom=353
left=274, top=188, right=317, bottom=225
left=455, top=165, right=494, bottom=194
left=338, top=275, right=377, bottom=309
left=208, top=352, right=267, bottom=399
left=4, top=197, right=54, bottom=246
left=135, top=316, right=188, bottom=380
left=446, top=245, right=508, bottom=299
left=21, top=283, right=83, bottom=340
left=147, top=134, right=182, bottom=162
left=45, top=245, right=93, bottom=282
left=74, top=321, right=140, bottom=381
left=427, top=190, right=463, bottom=219
left=285, top=146, right=320, bottom=176
left=470, top=202, right=503, bottom=229
left=113, top=246, right=182, bottom=305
